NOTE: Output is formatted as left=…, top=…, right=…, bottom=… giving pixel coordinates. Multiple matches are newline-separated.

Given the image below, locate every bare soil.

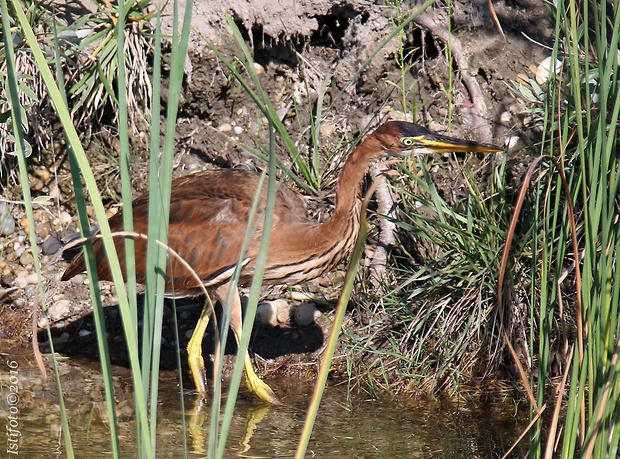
left=0, top=0, right=552, bottom=396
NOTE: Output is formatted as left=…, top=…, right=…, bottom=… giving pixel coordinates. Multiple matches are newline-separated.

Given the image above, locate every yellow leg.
left=187, top=301, right=211, bottom=398
left=216, top=283, right=280, bottom=405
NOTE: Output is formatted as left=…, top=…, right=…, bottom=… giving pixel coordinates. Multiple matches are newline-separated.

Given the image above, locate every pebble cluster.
left=0, top=203, right=71, bottom=287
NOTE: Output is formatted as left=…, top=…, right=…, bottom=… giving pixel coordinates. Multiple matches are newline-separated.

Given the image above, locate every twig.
left=414, top=11, right=493, bottom=141
left=368, top=162, right=398, bottom=288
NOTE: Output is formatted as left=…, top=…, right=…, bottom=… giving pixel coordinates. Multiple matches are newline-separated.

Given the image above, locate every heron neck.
left=325, top=135, right=383, bottom=238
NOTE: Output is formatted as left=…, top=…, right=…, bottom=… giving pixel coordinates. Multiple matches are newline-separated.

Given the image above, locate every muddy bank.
left=1, top=0, right=552, bottom=395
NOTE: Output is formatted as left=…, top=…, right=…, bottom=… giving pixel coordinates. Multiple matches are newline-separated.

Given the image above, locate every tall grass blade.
left=214, top=127, right=278, bottom=459
left=295, top=180, right=378, bottom=459
left=62, top=17, right=125, bottom=459
left=503, top=0, right=620, bottom=456
left=1, top=2, right=76, bottom=456
left=7, top=1, right=155, bottom=455
left=140, top=0, right=192, bottom=449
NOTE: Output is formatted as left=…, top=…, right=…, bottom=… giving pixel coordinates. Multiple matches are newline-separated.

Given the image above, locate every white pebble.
left=535, top=56, right=562, bottom=85
left=256, top=302, right=278, bottom=327
left=217, top=123, right=232, bottom=132
left=294, top=302, right=321, bottom=326
left=253, top=62, right=265, bottom=75
left=26, top=273, right=40, bottom=284
left=15, top=275, right=28, bottom=289
left=506, top=136, right=520, bottom=150
left=50, top=300, right=72, bottom=320
left=78, top=329, right=91, bottom=337
left=49, top=185, right=61, bottom=199
left=233, top=126, right=244, bottom=135
left=59, top=211, right=73, bottom=225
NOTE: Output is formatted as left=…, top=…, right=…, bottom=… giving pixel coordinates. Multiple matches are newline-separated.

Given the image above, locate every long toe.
left=245, top=373, right=281, bottom=405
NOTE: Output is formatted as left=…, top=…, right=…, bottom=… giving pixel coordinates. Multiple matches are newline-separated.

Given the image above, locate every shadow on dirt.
left=40, top=296, right=326, bottom=380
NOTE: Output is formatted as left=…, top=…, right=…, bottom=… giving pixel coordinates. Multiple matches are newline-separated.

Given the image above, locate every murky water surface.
left=0, top=344, right=525, bottom=458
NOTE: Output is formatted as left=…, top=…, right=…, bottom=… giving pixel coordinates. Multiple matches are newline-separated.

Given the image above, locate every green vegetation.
left=514, top=0, right=620, bottom=456
left=3, top=0, right=620, bottom=456
left=0, top=0, right=153, bottom=186
left=383, top=0, right=421, bottom=121
left=345, top=155, right=510, bottom=397
left=2, top=0, right=190, bottom=457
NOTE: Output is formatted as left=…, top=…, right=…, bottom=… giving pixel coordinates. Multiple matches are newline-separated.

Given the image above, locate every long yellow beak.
left=413, top=133, right=503, bottom=154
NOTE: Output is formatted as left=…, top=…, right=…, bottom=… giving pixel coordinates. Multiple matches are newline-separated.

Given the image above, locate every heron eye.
left=401, top=137, right=414, bottom=147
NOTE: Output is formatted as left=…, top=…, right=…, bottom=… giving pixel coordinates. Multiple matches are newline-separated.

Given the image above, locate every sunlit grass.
left=498, top=0, right=620, bottom=456
left=3, top=0, right=191, bottom=457
left=346, top=153, right=510, bottom=397
left=1, top=0, right=550, bottom=456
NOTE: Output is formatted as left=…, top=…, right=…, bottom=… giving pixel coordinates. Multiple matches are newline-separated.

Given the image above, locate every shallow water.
left=0, top=347, right=525, bottom=458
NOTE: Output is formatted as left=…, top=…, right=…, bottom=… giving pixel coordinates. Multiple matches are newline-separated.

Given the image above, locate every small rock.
left=294, top=302, right=321, bottom=326
left=506, top=136, right=520, bottom=150
left=35, top=223, right=49, bottom=238
left=233, top=125, right=244, bottom=135
left=500, top=111, right=512, bottom=124
left=19, top=251, right=34, bottom=268
left=14, top=275, right=28, bottom=289
left=49, top=185, right=61, bottom=199
left=26, top=273, right=39, bottom=284
left=0, top=203, right=15, bottom=235
left=34, top=167, right=50, bottom=182
left=320, top=121, right=335, bottom=138
left=30, top=177, right=45, bottom=191
left=252, top=62, right=265, bottom=75
left=78, top=329, right=91, bottom=338
left=20, top=217, right=29, bottom=230
left=256, top=301, right=279, bottom=327
left=276, top=106, right=290, bottom=120
left=179, top=310, right=193, bottom=320
left=42, top=234, right=63, bottom=255
left=13, top=297, right=25, bottom=308
left=13, top=245, right=25, bottom=258
left=535, top=56, right=562, bottom=85
left=69, top=274, right=86, bottom=285
left=50, top=300, right=72, bottom=320
left=217, top=123, right=232, bottom=133
left=59, top=211, right=72, bottom=225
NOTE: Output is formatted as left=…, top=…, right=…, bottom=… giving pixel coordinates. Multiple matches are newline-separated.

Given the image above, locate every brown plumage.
left=62, top=121, right=501, bottom=404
